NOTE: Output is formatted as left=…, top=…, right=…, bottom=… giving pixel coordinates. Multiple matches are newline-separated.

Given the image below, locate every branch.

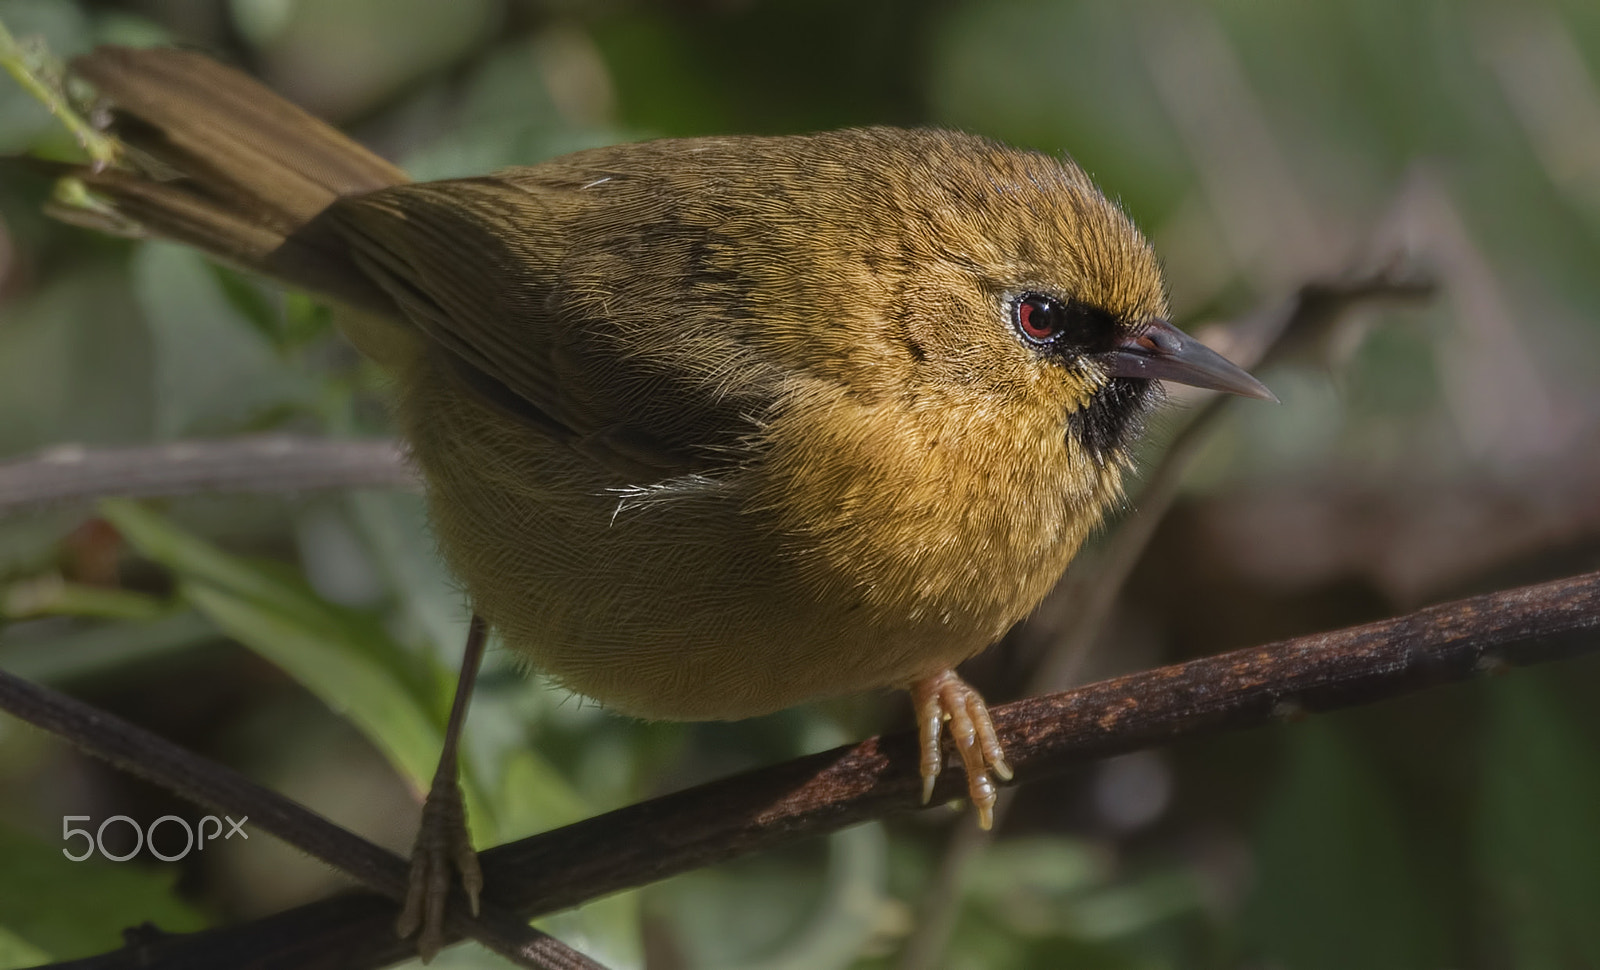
left=23, top=568, right=1600, bottom=970
left=0, top=669, right=605, bottom=970
left=0, top=436, right=418, bottom=515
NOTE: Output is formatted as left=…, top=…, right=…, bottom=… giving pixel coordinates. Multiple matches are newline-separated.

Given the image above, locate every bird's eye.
left=1013, top=292, right=1116, bottom=352
left=1014, top=293, right=1068, bottom=345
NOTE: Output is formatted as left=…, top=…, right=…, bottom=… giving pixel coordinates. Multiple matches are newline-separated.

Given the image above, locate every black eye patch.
left=1012, top=293, right=1120, bottom=354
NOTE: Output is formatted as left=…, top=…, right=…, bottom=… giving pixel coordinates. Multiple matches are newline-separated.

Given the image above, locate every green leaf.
left=97, top=499, right=489, bottom=827
left=206, top=263, right=284, bottom=348
left=344, top=490, right=591, bottom=843
left=1241, top=720, right=1446, bottom=970
left=0, top=610, right=217, bottom=683
left=0, top=267, right=152, bottom=456
left=653, top=824, right=888, bottom=970
left=965, top=837, right=1104, bottom=907
left=131, top=243, right=314, bottom=438
left=345, top=490, right=466, bottom=658
left=741, top=822, right=888, bottom=970
left=492, top=748, right=588, bottom=841
left=1, top=574, right=174, bottom=621
left=0, top=821, right=205, bottom=962
left=282, top=290, right=335, bottom=348
left=0, top=927, right=49, bottom=970
left=960, top=833, right=1202, bottom=961
left=1478, top=674, right=1600, bottom=969
left=532, top=890, right=645, bottom=970
left=0, top=0, right=109, bottom=160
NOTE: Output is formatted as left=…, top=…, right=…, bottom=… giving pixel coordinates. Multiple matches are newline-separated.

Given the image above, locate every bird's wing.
left=327, top=169, right=771, bottom=479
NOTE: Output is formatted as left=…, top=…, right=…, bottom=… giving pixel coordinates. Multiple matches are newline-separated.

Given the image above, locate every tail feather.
left=61, top=45, right=407, bottom=313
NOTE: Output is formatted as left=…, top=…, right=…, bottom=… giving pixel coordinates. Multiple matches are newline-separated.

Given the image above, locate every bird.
left=44, top=44, right=1273, bottom=959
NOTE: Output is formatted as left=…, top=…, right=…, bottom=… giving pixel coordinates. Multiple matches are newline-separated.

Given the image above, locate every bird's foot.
left=396, top=772, right=483, bottom=962
left=910, top=668, right=1013, bottom=829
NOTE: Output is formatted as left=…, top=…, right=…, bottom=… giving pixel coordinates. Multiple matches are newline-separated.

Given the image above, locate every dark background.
left=2, top=0, right=1600, bottom=967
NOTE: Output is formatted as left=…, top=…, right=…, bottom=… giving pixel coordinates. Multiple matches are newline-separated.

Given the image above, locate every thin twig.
left=0, top=669, right=606, bottom=970
left=0, top=17, right=120, bottom=167
left=19, top=567, right=1600, bottom=970
left=0, top=435, right=418, bottom=515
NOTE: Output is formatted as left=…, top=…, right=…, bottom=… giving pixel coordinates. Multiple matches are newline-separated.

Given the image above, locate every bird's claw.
left=910, top=669, right=1011, bottom=829
left=396, top=774, right=482, bottom=962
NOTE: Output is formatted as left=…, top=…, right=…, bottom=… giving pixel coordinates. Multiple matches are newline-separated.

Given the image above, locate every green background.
left=2, top=0, right=1600, bottom=967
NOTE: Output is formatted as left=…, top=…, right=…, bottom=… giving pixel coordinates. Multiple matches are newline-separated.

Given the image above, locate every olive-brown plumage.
left=340, top=130, right=1165, bottom=722
left=54, top=45, right=1271, bottom=959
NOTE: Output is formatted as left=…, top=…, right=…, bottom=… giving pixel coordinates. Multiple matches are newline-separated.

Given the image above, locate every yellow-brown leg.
left=909, top=669, right=1013, bottom=829
left=396, top=614, right=488, bottom=962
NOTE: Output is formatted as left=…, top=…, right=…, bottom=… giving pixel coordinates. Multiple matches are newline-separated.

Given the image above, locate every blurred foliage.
left=0, top=819, right=205, bottom=960
left=1, top=0, right=1599, bottom=968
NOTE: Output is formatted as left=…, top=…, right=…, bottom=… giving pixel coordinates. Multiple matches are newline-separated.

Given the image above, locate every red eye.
left=1015, top=294, right=1064, bottom=343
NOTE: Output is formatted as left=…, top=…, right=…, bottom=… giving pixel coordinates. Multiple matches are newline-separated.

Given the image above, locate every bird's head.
left=834, top=130, right=1273, bottom=466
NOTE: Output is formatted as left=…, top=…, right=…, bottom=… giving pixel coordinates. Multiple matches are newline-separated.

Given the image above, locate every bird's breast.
left=400, top=355, right=1125, bottom=721
left=755, top=380, right=1126, bottom=673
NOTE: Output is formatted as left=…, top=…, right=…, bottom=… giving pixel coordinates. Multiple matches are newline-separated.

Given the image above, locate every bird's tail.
left=53, top=45, right=406, bottom=313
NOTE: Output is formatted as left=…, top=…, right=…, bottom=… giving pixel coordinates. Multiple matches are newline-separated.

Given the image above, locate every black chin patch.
left=1065, top=377, right=1157, bottom=462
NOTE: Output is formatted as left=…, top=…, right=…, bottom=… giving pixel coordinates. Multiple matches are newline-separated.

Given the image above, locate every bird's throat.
left=1065, top=376, right=1157, bottom=464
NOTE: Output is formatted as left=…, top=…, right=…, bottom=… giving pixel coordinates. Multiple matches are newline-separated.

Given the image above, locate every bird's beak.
left=1103, top=318, right=1278, bottom=402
